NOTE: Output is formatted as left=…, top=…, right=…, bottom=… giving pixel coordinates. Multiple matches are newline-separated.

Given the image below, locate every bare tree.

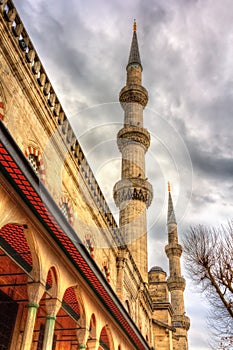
left=183, top=221, right=233, bottom=349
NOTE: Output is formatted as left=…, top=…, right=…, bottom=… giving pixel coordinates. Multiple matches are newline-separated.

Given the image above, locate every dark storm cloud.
left=172, top=116, right=233, bottom=181
left=191, top=147, right=233, bottom=180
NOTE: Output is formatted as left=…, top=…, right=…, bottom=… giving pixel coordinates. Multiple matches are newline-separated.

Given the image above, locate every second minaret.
left=165, top=184, right=190, bottom=348
left=114, top=21, right=153, bottom=282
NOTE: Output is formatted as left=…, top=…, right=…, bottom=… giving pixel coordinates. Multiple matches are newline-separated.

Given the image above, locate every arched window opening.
left=89, top=313, right=96, bottom=340
left=28, top=153, right=40, bottom=174
left=99, top=326, right=110, bottom=350
left=59, top=197, right=73, bottom=225
left=84, top=234, right=94, bottom=259
left=102, top=261, right=110, bottom=283
left=124, top=299, right=131, bottom=316
left=60, top=202, right=69, bottom=221
left=25, top=146, right=45, bottom=182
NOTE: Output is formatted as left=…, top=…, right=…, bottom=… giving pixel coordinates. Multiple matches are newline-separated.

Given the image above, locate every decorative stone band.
left=25, top=146, right=46, bottom=183
left=117, top=125, right=150, bottom=151
left=28, top=301, right=39, bottom=309
left=113, top=178, right=153, bottom=208
left=165, top=243, right=183, bottom=258
left=119, top=84, right=148, bottom=108
left=167, top=276, right=186, bottom=292
left=172, top=314, right=190, bottom=331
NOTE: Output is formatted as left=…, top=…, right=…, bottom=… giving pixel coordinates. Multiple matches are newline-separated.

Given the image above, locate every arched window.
left=59, top=197, right=73, bottom=225
left=102, top=261, right=110, bottom=283
left=60, top=202, right=69, bottom=221
left=84, top=234, right=94, bottom=259
left=25, top=146, right=45, bottom=182
left=125, top=300, right=131, bottom=315
left=28, top=153, right=40, bottom=174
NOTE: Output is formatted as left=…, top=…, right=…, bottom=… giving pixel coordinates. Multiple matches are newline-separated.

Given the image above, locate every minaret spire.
left=165, top=184, right=190, bottom=349
left=167, top=182, right=177, bottom=226
left=114, top=23, right=153, bottom=283
left=128, top=20, right=142, bottom=69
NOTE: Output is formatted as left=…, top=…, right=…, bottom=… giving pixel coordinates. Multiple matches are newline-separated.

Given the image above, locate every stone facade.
left=0, top=3, right=189, bottom=349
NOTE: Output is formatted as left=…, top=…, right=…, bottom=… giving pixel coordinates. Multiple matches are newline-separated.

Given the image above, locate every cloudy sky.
left=13, top=0, right=233, bottom=349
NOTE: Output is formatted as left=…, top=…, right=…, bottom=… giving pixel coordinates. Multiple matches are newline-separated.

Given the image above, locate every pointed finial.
left=167, top=182, right=177, bottom=226
left=133, top=19, right=137, bottom=32
left=168, top=182, right=171, bottom=193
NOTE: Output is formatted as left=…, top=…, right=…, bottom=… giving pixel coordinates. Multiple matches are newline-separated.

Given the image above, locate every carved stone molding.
left=117, top=125, right=150, bottom=151
left=113, top=178, right=153, bottom=208
left=167, top=276, right=186, bottom=291
left=165, top=243, right=182, bottom=258
left=119, top=84, right=148, bottom=108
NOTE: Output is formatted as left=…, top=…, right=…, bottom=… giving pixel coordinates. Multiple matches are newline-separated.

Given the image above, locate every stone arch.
left=0, top=223, right=41, bottom=349
left=99, top=325, right=115, bottom=350
left=25, top=146, right=46, bottom=182
left=0, top=222, right=43, bottom=283
left=63, top=286, right=81, bottom=321
left=73, top=285, right=87, bottom=325
left=45, top=266, right=58, bottom=298
left=124, top=299, right=131, bottom=316
left=0, top=189, right=43, bottom=283
left=56, top=285, right=88, bottom=347
left=89, top=313, right=97, bottom=340
left=0, top=223, right=33, bottom=270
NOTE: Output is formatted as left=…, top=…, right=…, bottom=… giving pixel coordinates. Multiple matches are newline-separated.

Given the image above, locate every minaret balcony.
left=113, top=178, right=153, bottom=208
left=117, top=125, right=150, bottom=151
left=167, top=276, right=186, bottom=291
left=165, top=243, right=182, bottom=258
left=119, top=84, right=148, bottom=107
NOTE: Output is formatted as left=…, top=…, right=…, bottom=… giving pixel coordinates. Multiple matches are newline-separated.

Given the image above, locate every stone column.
left=77, top=327, right=89, bottom=349
left=21, top=282, right=44, bottom=350
left=42, top=298, right=61, bottom=350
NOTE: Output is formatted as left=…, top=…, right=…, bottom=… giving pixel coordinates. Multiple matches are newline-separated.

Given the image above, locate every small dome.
left=149, top=266, right=164, bottom=273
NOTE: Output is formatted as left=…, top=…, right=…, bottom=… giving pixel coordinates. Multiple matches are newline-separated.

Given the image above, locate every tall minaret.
left=165, top=183, right=190, bottom=348
left=113, top=21, right=153, bottom=283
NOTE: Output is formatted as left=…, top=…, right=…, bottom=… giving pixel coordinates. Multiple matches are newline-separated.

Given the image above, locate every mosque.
left=0, top=1, right=190, bottom=349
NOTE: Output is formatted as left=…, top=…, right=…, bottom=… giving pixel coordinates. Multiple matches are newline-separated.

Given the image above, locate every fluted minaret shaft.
left=165, top=184, right=190, bottom=348
left=114, top=22, right=153, bottom=283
